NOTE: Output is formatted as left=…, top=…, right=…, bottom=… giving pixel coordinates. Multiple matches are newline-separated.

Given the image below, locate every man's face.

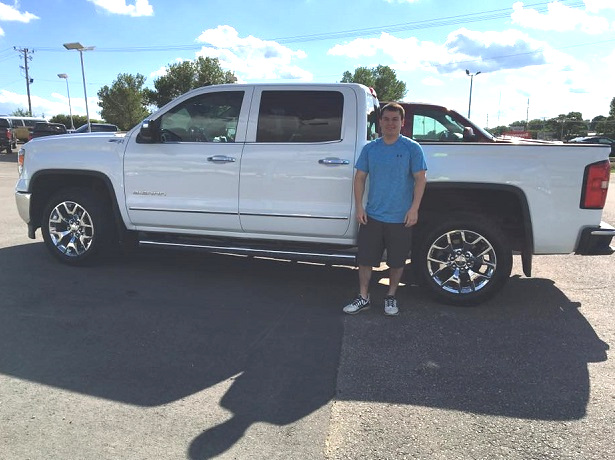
left=380, top=109, right=404, bottom=137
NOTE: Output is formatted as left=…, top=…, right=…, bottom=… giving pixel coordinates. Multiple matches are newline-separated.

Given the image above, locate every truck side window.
left=413, top=110, right=465, bottom=142
left=159, top=91, right=244, bottom=143
left=257, top=91, right=343, bottom=143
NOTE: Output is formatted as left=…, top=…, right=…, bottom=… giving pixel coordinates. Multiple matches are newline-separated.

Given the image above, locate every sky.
left=0, top=0, right=614, bottom=128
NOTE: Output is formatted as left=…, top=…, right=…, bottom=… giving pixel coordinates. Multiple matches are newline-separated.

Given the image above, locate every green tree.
left=97, top=73, right=150, bottom=131
left=341, top=65, right=407, bottom=102
left=49, top=114, right=92, bottom=129
left=545, top=112, right=587, bottom=140
left=609, top=96, right=615, bottom=118
left=145, top=57, right=237, bottom=108
left=11, top=108, right=31, bottom=116
left=590, top=115, right=606, bottom=132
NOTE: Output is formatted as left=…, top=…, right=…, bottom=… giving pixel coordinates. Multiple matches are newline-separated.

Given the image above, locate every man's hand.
left=404, top=208, right=418, bottom=227
left=356, top=206, right=368, bottom=225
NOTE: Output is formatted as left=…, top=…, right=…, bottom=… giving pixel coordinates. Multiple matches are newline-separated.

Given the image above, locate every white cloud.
left=584, top=0, right=615, bottom=13
left=195, top=25, right=312, bottom=81
left=0, top=89, right=100, bottom=118
left=328, top=29, right=552, bottom=74
left=511, top=1, right=611, bottom=34
left=149, top=58, right=187, bottom=78
left=87, top=0, right=153, bottom=17
left=0, top=2, right=38, bottom=22
left=421, top=76, right=444, bottom=86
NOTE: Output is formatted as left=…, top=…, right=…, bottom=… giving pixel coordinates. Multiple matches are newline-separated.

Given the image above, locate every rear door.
left=239, top=86, right=358, bottom=238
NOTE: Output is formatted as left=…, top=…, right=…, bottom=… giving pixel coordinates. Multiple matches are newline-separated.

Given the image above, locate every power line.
left=27, top=0, right=587, bottom=52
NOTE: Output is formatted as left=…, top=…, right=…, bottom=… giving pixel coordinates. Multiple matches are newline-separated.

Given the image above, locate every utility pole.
left=14, top=47, right=34, bottom=116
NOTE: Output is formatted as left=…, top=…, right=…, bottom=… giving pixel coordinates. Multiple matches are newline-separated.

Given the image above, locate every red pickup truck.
left=384, top=102, right=496, bottom=143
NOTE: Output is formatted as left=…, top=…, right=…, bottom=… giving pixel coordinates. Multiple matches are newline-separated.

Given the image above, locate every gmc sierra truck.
left=14, top=83, right=615, bottom=306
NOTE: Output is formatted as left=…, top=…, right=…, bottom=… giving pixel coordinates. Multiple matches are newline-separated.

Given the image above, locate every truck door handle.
left=318, top=157, right=350, bottom=165
left=207, top=155, right=236, bottom=163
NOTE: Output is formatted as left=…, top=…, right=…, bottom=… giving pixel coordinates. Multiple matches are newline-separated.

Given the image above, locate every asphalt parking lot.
left=0, top=153, right=613, bottom=459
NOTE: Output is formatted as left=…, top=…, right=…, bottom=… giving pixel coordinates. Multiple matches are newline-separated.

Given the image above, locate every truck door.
left=124, top=88, right=252, bottom=233
left=239, top=86, right=357, bottom=238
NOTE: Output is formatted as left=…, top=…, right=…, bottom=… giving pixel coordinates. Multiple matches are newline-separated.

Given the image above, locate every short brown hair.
left=380, top=102, right=405, bottom=119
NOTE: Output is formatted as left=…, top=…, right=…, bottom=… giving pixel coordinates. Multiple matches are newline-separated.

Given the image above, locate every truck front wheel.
left=414, top=214, right=513, bottom=306
left=41, top=188, right=112, bottom=265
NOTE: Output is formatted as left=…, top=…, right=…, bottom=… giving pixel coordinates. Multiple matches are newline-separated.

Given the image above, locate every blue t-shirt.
left=355, top=135, right=427, bottom=223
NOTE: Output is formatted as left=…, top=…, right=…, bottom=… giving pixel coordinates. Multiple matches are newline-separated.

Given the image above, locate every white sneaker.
left=343, top=295, right=370, bottom=314
left=384, top=296, right=399, bottom=316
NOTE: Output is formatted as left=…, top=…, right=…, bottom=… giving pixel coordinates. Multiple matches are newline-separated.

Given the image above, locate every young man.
left=343, top=102, right=427, bottom=316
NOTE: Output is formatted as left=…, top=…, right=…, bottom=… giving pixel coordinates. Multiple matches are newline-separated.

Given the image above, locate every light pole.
left=465, top=69, right=481, bottom=119
left=63, top=42, right=95, bottom=132
left=57, top=73, right=75, bottom=130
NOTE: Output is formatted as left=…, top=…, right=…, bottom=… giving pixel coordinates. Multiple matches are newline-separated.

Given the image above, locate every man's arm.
left=354, top=169, right=368, bottom=225
left=405, top=169, right=427, bottom=227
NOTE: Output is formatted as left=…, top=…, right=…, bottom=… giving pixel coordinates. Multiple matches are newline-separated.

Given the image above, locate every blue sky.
left=0, top=0, right=614, bottom=128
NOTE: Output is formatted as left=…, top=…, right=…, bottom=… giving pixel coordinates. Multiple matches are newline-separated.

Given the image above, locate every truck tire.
left=41, top=187, right=112, bottom=265
left=413, top=213, right=513, bottom=306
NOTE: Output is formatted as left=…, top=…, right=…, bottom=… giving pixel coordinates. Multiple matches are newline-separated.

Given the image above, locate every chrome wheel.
left=48, top=200, right=95, bottom=257
left=426, top=228, right=497, bottom=295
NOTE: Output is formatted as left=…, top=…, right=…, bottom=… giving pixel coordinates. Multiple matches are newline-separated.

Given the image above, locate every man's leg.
left=358, top=265, right=373, bottom=299
left=386, top=266, right=404, bottom=297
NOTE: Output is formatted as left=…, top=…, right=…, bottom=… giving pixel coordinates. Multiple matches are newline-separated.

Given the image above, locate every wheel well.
left=29, top=172, right=117, bottom=234
left=416, top=184, right=532, bottom=253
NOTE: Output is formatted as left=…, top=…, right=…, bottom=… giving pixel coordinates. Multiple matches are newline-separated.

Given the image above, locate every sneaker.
left=384, top=295, right=399, bottom=316
left=343, top=295, right=370, bottom=315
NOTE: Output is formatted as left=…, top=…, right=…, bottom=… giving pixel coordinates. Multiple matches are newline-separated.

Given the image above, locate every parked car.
left=6, top=116, right=47, bottom=142
left=74, top=123, right=119, bottom=133
left=568, top=136, right=614, bottom=156
left=0, top=117, right=16, bottom=153
left=29, top=122, right=68, bottom=140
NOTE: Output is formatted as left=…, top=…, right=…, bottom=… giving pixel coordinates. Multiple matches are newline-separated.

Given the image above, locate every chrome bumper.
left=15, top=191, right=31, bottom=224
left=576, top=221, right=615, bottom=255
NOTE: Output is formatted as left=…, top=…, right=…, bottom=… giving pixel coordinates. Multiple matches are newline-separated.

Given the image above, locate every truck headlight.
left=17, top=147, right=25, bottom=176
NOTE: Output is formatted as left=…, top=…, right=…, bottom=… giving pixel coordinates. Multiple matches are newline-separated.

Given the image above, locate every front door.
left=124, top=88, right=252, bottom=233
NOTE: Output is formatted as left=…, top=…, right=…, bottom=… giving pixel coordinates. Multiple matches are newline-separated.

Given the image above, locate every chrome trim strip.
left=139, top=240, right=356, bottom=260
left=240, top=212, right=348, bottom=220
left=128, top=207, right=348, bottom=220
left=128, top=207, right=236, bottom=215
left=591, top=229, right=615, bottom=236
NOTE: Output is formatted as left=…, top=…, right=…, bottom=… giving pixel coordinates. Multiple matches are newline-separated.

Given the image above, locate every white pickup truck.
left=14, top=83, right=615, bottom=306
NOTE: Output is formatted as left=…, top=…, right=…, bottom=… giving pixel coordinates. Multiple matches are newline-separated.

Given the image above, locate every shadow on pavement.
left=336, top=273, right=608, bottom=422
left=0, top=152, right=18, bottom=163
left=0, top=243, right=608, bottom=459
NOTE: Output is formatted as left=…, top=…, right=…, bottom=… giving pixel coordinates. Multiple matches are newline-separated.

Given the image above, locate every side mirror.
left=136, top=119, right=157, bottom=143
left=462, top=126, right=477, bottom=141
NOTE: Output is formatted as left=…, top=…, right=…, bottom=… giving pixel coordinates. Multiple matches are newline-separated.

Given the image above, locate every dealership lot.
left=0, top=154, right=613, bottom=459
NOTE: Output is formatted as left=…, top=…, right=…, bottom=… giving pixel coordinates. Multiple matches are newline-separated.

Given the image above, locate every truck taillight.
left=581, top=160, right=611, bottom=209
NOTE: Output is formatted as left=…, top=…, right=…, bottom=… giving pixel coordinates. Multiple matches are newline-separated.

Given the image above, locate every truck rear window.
left=257, top=91, right=343, bottom=143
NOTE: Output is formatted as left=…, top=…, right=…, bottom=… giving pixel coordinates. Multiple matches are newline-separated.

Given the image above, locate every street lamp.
left=63, top=42, right=95, bottom=132
left=57, top=73, right=75, bottom=130
left=465, top=69, right=481, bottom=119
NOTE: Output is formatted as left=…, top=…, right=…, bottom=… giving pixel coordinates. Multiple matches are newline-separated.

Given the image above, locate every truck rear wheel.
left=414, top=214, right=513, bottom=306
left=41, top=188, right=112, bottom=265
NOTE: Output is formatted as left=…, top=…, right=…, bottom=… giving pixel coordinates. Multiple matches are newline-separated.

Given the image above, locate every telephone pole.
left=14, top=47, right=34, bottom=116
